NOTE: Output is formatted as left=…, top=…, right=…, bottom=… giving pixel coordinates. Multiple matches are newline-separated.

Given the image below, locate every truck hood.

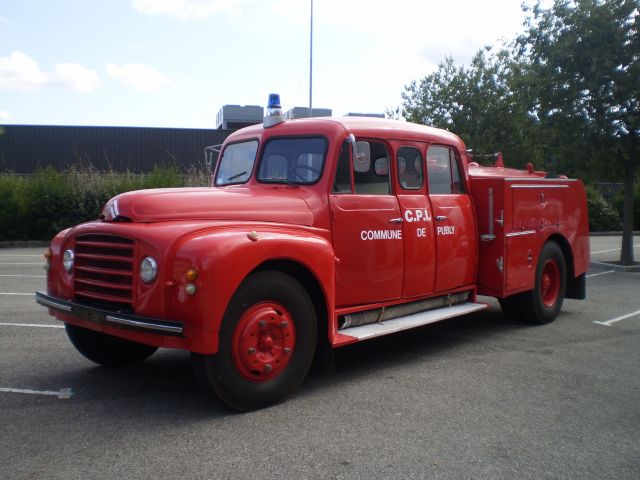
left=101, top=187, right=314, bottom=225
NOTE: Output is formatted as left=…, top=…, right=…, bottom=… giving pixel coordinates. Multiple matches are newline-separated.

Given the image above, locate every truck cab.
left=37, top=106, right=589, bottom=411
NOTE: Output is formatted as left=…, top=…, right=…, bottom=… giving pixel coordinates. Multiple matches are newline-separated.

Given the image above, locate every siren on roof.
left=264, top=93, right=285, bottom=128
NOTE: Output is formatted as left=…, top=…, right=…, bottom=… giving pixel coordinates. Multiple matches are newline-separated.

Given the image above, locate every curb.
left=589, top=260, right=640, bottom=272
left=590, top=231, right=640, bottom=236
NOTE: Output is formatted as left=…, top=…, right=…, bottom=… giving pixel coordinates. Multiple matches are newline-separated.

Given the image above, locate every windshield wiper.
left=227, top=171, right=247, bottom=181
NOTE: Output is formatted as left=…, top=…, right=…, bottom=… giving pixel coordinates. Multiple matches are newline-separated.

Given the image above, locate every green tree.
left=519, top=0, right=639, bottom=264
left=401, top=48, right=544, bottom=168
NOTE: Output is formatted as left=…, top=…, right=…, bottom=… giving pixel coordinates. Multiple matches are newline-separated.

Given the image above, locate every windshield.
left=215, top=140, right=259, bottom=186
left=258, top=137, right=327, bottom=185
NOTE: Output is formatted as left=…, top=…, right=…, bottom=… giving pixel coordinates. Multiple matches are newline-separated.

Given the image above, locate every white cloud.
left=272, top=0, right=526, bottom=65
left=0, top=51, right=102, bottom=93
left=132, top=0, right=245, bottom=20
left=54, top=63, right=103, bottom=93
left=0, top=51, right=48, bottom=92
left=0, top=109, right=12, bottom=122
left=106, top=63, right=174, bottom=92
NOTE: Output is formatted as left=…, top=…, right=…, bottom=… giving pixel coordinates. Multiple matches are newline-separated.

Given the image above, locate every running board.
left=338, top=302, right=487, bottom=341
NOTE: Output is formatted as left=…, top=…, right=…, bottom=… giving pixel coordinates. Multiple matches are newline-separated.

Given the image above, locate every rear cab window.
left=426, top=145, right=466, bottom=194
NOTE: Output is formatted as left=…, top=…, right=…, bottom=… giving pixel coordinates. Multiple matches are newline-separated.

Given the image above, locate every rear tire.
left=499, top=241, right=567, bottom=324
left=65, top=323, right=158, bottom=366
left=194, top=271, right=317, bottom=411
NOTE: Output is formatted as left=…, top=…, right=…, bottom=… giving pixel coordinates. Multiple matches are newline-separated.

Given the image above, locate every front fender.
left=170, top=226, right=335, bottom=354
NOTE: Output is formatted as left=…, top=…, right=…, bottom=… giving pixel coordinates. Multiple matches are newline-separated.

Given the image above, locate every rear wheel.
left=194, top=271, right=317, bottom=411
left=499, top=241, right=567, bottom=324
left=65, top=323, right=158, bottom=366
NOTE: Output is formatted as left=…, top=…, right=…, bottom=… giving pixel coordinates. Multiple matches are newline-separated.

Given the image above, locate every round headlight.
left=63, top=249, right=74, bottom=273
left=140, top=256, right=158, bottom=283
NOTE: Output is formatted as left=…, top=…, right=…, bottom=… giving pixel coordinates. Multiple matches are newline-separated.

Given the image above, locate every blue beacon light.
left=264, top=93, right=284, bottom=127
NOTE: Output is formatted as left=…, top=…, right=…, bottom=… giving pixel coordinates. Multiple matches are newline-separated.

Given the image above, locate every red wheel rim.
left=541, top=259, right=560, bottom=307
left=231, top=302, right=296, bottom=382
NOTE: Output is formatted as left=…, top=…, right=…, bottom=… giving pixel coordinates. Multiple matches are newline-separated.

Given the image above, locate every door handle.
left=436, top=215, right=448, bottom=221
left=389, top=218, right=404, bottom=223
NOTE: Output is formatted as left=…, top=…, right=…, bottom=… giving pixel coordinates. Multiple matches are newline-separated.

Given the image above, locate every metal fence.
left=0, top=125, right=234, bottom=173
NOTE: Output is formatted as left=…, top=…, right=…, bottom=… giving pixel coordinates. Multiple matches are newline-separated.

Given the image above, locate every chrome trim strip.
left=504, top=178, right=577, bottom=182
left=506, top=230, right=537, bottom=237
left=510, top=184, right=570, bottom=189
left=36, top=295, right=73, bottom=312
left=35, top=291, right=183, bottom=336
left=105, top=315, right=183, bottom=334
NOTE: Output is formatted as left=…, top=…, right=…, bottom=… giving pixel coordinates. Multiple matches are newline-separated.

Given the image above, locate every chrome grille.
left=74, top=234, right=134, bottom=310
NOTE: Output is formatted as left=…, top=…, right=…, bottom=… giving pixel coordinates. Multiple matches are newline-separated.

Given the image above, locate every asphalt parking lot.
left=1, top=237, right=639, bottom=480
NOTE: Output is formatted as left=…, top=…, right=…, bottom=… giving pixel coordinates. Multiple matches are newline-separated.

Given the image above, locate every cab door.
left=426, top=145, right=476, bottom=292
left=330, top=139, right=404, bottom=307
left=394, top=144, right=437, bottom=298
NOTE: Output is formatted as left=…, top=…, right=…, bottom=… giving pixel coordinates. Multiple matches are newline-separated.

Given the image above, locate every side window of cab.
left=397, top=146, right=424, bottom=190
left=426, top=145, right=466, bottom=194
left=332, top=138, right=390, bottom=195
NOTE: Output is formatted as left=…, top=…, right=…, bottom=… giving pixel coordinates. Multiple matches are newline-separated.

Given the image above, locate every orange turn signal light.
left=185, top=268, right=198, bottom=281
left=43, top=249, right=52, bottom=260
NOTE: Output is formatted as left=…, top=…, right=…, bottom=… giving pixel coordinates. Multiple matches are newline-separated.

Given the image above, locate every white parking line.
left=0, top=274, right=46, bottom=278
left=586, top=270, right=615, bottom=278
left=0, top=292, right=35, bottom=296
left=0, top=322, right=64, bottom=329
left=0, top=263, right=44, bottom=265
left=594, top=308, right=640, bottom=327
left=0, top=254, right=43, bottom=257
left=0, top=387, right=72, bottom=399
left=592, top=244, right=640, bottom=254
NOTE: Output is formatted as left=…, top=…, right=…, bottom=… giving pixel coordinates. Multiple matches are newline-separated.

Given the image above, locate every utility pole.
left=309, top=0, right=313, bottom=118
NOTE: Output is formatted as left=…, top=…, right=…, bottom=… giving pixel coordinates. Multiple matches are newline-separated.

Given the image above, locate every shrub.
left=0, top=164, right=211, bottom=241
left=586, top=185, right=622, bottom=232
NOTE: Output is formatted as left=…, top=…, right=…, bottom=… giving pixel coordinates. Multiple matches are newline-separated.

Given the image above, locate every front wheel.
left=65, top=323, right=158, bottom=366
left=499, top=241, right=567, bottom=324
left=194, top=271, right=317, bottom=411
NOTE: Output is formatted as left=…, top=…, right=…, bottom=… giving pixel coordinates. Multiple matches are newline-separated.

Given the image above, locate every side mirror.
left=204, top=145, right=221, bottom=171
left=354, top=141, right=371, bottom=173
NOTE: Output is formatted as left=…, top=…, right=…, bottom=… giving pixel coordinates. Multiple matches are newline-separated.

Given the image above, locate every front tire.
left=499, top=241, right=567, bottom=324
left=194, top=271, right=317, bottom=411
left=65, top=323, right=158, bottom=366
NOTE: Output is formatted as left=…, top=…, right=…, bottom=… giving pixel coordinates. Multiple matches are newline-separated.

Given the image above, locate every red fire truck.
left=36, top=95, right=589, bottom=410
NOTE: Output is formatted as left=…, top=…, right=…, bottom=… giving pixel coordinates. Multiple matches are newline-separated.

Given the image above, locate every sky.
left=0, top=0, right=537, bottom=129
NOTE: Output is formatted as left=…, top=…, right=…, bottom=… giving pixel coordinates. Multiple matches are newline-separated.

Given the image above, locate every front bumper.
left=35, top=291, right=184, bottom=336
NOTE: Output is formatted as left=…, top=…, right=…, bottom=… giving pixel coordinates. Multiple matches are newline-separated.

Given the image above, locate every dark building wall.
left=0, top=125, right=234, bottom=173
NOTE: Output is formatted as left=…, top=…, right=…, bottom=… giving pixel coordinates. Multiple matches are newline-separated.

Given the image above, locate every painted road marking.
left=0, top=254, right=43, bottom=257
left=594, top=308, right=640, bottom=327
left=0, top=274, right=46, bottom=278
left=586, top=270, right=615, bottom=278
left=0, top=387, right=72, bottom=399
left=0, top=322, right=64, bottom=329
left=0, top=293, right=36, bottom=296
left=592, top=244, right=640, bottom=254
left=0, top=263, right=44, bottom=265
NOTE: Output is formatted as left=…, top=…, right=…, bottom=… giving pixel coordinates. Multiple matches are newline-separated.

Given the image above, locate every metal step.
left=339, top=302, right=487, bottom=341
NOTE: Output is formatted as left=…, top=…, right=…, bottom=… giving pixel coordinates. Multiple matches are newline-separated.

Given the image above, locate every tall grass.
left=0, top=165, right=211, bottom=241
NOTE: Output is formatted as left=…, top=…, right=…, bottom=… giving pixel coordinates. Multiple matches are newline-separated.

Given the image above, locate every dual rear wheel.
left=499, top=241, right=567, bottom=324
